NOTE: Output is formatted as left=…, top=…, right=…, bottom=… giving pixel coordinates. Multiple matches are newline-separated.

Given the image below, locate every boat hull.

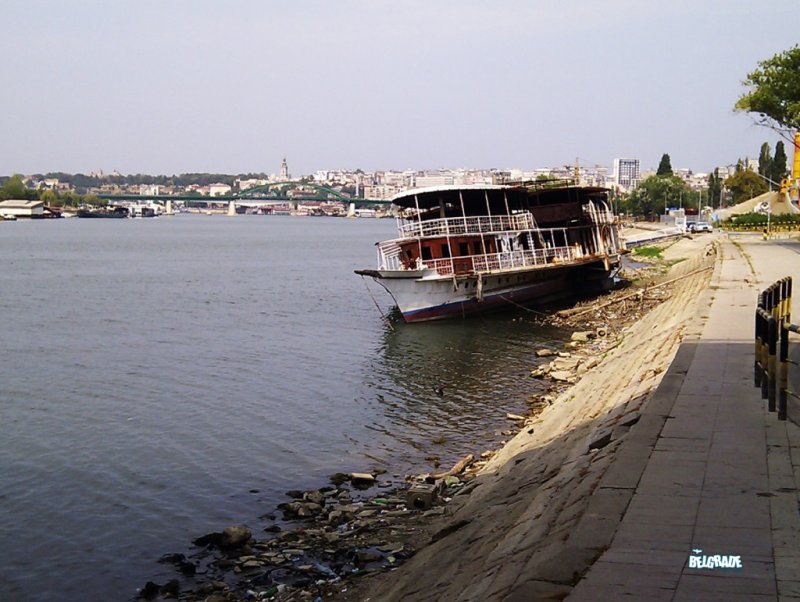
left=365, top=258, right=616, bottom=322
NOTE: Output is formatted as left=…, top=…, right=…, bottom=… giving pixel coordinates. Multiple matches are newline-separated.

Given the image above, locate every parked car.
left=690, top=222, right=713, bottom=233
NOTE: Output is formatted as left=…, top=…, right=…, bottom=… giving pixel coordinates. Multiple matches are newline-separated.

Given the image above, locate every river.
left=0, top=214, right=569, bottom=600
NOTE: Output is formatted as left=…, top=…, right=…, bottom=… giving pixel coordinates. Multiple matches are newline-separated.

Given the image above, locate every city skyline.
left=1, top=1, right=796, bottom=176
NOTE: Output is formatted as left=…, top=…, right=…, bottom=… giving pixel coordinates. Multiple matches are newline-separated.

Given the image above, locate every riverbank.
left=323, top=234, right=718, bottom=601
left=141, top=233, right=718, bottom=601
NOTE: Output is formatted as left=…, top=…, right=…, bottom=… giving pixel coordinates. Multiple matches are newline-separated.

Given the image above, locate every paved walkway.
left=569, top=234, right=800, bottom=601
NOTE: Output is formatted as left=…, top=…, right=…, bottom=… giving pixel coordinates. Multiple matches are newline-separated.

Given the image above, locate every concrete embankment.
left=355, top=236, right=717, bottom=601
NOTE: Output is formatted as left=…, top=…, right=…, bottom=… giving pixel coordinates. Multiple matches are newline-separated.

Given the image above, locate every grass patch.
left=632, top=246, right=663, bottom=259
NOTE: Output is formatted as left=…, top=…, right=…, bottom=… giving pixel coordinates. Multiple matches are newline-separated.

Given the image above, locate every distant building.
left=236, top=178, right=268, bottom=191
left=0, top=199, right=44, bottom=218
left=415, top=175, right=454, bottom=188
left=208, top=183, right=232, bottom=196
left=279, top=158, right=290, bottom=182
left=612, top=158, right=641, bottom=192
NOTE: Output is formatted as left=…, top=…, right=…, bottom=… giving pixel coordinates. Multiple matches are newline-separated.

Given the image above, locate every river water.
left=0, top=214, right=569, bottom=600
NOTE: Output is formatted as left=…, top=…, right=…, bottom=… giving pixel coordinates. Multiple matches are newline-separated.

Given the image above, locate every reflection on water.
left=356, top=310, right=570, bottom=472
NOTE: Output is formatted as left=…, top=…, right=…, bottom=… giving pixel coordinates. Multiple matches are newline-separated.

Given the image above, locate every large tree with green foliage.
left=0, top=174, right=29, bottom=200
left=724, top=168, right=769, bottom=204
left=735, top=45, right=800, bottom=137
left=625, top=174, right=690, bottom=217
left=656, top=154, right=673, bottom=176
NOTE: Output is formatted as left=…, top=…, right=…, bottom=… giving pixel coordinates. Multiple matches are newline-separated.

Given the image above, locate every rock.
left=558, top=351, right=572, bottom=357
left=138, top=581, right=160, bottom=600
left=356, top=548, right=383, bottom=563
left=571, top=331, right=594, bottom=342
left=221, top=525, right=252, bottom=549
left=506, top=412, right=526, bottom=422
left=193, top=532, right=224, bottom=548
left=241, top=560, right=262, bottom=569
left=329, top=472, right=350, bottom=486
left=286, top=489, right=304, bottom=499
left=323, top=532, right=340, bottom=544
left=286, top=502, right=322, bottom=518
left=550, top=370, right=573, bottom=382
left=160, top=579, right=180, bottom=597
left=588, top=429, right=613, bottom=451
left=350, top=473, right=376, bottom=489
left=304, top=490, right=325, bottom=505
left=536, top=348, right=555, bottom=357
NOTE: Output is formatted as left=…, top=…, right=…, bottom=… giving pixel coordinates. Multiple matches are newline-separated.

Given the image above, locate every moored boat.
left=355, top=181, right=624, bottom=322
left=77, top=206, right=130, bottom=218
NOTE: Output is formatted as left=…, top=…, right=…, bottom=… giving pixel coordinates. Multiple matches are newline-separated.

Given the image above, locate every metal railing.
left=755, top=277, right=797, bottom=421
left=397, top=214, right=535, bottom=238
left=418, top=244, right=587, bottom=277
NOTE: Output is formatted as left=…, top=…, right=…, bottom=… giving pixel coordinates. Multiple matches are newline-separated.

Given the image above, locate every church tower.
left=279, top=158, right=290, bottom=181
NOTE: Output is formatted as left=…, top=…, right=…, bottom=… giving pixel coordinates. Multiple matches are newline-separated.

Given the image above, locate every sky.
left=1, top=0, right=797, bottom=177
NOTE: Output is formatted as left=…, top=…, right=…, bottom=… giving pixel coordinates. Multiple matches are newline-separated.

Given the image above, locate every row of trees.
left=619, top=144, right=782, bottom=218
left=0, top=175, right=105, bottom=207
left=13, top=172, right=272, bottom=194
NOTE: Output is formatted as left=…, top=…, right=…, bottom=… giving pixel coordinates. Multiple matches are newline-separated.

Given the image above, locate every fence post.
left=780, top=320, right=788, bottom=421
left=768, top=315, right=777, bottom=412
left=787, top=277, right=793, bottom=324
left=761, top=310, right=770, bottom=401
left=755, top=308, right=763, bottom=387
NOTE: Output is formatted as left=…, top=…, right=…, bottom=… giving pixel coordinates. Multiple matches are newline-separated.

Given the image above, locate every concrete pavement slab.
left=567, top=236, right=800, bottom=600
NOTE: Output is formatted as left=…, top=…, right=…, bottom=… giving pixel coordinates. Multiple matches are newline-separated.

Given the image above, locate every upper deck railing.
left=397, top=213, right=535, bottom=239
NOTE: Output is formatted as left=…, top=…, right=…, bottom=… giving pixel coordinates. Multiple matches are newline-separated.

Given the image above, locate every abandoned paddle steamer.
left=355, top=182, right=624, bottom=323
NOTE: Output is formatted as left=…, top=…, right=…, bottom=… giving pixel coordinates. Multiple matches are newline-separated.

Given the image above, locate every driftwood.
left=431, top=454, right=474, bottom=479
left=556, top=265, right=713, bottom=320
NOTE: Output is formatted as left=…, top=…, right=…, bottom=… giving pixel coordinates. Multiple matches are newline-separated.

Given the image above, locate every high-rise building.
left=613, top=158, right=640, bottom=192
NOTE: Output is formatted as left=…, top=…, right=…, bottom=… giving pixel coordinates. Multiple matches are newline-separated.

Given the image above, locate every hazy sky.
left=1, top=1, right=797, bottom=177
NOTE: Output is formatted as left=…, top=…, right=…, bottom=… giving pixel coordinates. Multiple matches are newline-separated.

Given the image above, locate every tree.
left=0, top=174, right=28, bottom=200
left=656, top=154, right=673, bottom=176
left=707, top=168, right=723, bottom=208
left=39, top=189, right=60, bottom=207
left=771, top=141, right=788, bottom=186
left=724, top=168, right=769, bottom=204
left=626, top=174, right=689, bottom=217
left=758, top=142, right=773, bottom=188
left=735, top=45, right=800, bottom=137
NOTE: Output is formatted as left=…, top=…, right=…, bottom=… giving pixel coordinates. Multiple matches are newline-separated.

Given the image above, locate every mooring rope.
left=360, top=275, right=395, bottom=331
left=497, top=294, right=550, bottom=316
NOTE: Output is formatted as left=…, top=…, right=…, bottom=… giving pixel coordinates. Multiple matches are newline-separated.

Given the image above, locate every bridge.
left=97, top=180, right=392, bottom=206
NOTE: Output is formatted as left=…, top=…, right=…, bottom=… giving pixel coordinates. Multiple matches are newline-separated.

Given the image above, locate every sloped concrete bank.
left=345, top=237, right=719, bottom=601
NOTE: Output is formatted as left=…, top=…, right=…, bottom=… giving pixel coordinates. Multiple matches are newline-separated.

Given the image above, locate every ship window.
left=421, top=246, right=432, bottom=260
left=459, top=242, right=469, bottom=256
left=473, top=241, right=483, bottom=254
left=440, top=244, right=451, bottom=258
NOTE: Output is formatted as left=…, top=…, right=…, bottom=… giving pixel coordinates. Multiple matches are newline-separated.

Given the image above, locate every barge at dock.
left=355, top=182, right=623, bottom=322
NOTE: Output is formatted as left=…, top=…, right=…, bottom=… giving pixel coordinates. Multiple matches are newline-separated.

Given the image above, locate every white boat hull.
left=367, top=258, right=615, bottom=322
